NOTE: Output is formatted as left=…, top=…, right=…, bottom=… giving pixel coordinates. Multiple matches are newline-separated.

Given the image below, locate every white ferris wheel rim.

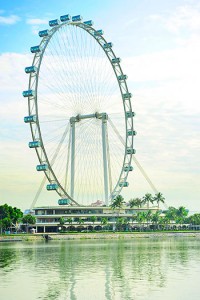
left=25, top=15, right=135, bottom=206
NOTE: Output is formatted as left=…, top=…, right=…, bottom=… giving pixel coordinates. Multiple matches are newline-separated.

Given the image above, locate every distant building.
left=91, top=200, right=104, bottom=206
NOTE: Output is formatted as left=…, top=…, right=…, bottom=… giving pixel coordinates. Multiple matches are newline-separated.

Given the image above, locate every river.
left=0, top=237, right=200, bottom=299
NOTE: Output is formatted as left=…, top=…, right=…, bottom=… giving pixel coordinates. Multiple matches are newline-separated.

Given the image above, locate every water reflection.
left=0, top=247, right=17, bottom=269
left=0, top=238, right=200, bottom=300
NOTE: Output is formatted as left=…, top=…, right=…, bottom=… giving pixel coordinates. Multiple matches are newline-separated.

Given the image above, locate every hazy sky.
left=0, top=0, right=200, bottom=212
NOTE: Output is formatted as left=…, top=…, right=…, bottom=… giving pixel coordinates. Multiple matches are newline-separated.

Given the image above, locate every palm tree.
left=151, top=211, right=161, bottom=230
left=154, top=192, right=165, bottom=208
left=77, top=218, right=85, bottom=231
left=101, top=217, right=108, bottom=231
left=66, top=218, right=73, bottom=231
left=129, top=198, right=143, bottom=208
left=145, top=210, right=152, bottom=228
left=90, top=216, right=97, bottom=230
left=110, top=195, right=126, bottom=230
left=110, top=195, right=126, bottom=210
left=66, top=217, right=73, bottom=223
left=131, top=214, right=137, bottom=226
left=58, top=217, right=65, bottom=231
left=136, top=212, right=146, bottom=231
left=165, top=207, right=177, bottom=223
left=116, top=217, right=125, bottom=231
left=142, top=193, right=153, bottom=209
left=176, top=206, right=188, bottom=225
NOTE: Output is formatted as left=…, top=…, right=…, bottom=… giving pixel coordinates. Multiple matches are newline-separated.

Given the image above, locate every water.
left=0, top=237, right=200, bottom=300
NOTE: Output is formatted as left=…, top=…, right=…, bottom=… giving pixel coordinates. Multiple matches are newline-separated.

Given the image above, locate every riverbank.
left=1, top=231, right=200, bottom=242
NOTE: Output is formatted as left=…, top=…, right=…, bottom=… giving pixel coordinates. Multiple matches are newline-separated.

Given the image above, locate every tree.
left=0, top=204, right=23, bottom=232
left=159, top=215, right=170, bottom=230
left=142, top=193, right=153, bottom=209
left=176, top=206, right=188, bottom=224
left=66, top=217, right=73, bottom=225
left=22, top=214, right=36, bottom=225
left=165, top=207, right=177, bottom=222
left=116, top=217, right=125, bottom=231
left=187, top=213, right=200, bottom=225
left=66, top=217, right=73, bottom=224
left=22, top=214, right=36, bottom=233
left=90, top=216, right=97, bottom=225
left=151, top=211, right=161, bottom=230
left=129, top=198, right=142, bottom=208
left=136, top=212, right=146, bottom=231
left=77, top=218, right=84, bottom=226
left=101, top=217, right=108, bottom=231
left=131, top=214, right=137, bottom=226
left=1, top=217, right=12, bottom=231
left=145, top=210, right=152, bottom=227
left=110, top=195, right=125, bottom=210
left=154, top=192, right=165, bottom=208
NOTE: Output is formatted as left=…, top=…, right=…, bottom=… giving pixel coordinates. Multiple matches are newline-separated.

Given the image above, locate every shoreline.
left=1, top=231, right=200, bottom=242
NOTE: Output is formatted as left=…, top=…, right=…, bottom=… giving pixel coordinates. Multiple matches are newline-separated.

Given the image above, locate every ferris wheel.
left=23, top=14, right=136, bottom=206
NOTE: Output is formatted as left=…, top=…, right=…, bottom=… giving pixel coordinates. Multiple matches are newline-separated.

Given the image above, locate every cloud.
left=26, top=18, right=48, bottom=35
left=165, top=5, right=200, bottom=33
left=0, top=52, right=31, bottom=92
left=0, top=14, right=20, bottom=25
left=148, top=5, right=200, bottom=34
left=26, top=18, right=48, bottom=25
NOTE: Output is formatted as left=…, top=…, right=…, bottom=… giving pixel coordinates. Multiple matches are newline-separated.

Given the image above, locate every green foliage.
left=22, top=214, right=36, bottom=225
left=90, top=216, right=97, bottom=224
left=58, top=217, right=65, bottom=226
left=153, top=192, right=165, bottom=207
left=142, top=193, right=153, bottom=208
left=0, top=204, right=23, bottom=230
left=187, top=214, right=200, bottom=225
left=66, top=218, right=73, bottom=224
left=110, top=195, right=125, bottom=210
left=151, top=211, right=161, bottom=224
left=77, top=218, right=84, bottom=225
left=101, top=217, right=108, bottom=226
left=1, top=217, right=12, bottom=230
left=129, top=198, right=142, bottom=208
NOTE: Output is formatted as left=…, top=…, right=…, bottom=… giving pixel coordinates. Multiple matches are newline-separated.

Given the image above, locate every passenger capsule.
left=72, top=15, right=82, bottom=22
left=49, top=19, right=60, bottom=27
left=119, top=181, right=129, bottom=187
left=36, top=164, right=48, bottom=171
left=25, top=66, right=37, bottom=74
left=126, top=111, right=135, bottom=118
left=103, top=42, right=113, bottom=49
left=118, top=74, right=127, bottom=80
left=58, top=198, right=71, bottom=205
left=123, top=92, right=132, bottom=99
left=22, top=90, right=35, bottom=97
left=126, top=148, right=136, bottom=155
left=124, top=165, right=133, bottom=172
left=94, top=29, right=104, bottom=36
left=127, top=130, right=137, bottom=136
left=112, top=58, right=121, bottom=64
left=24, top=115, right=37, bottom=123
left=30, top=45, right=41, bottom=53
left=38, top=29, right=49, bottom=37
left=29, top=141, right=41, bottom=148
left=60, top=14, right=71, bottom=22
left=46, top=183, right=58, bottom=190
left=83, top=20, right=93, bottom=26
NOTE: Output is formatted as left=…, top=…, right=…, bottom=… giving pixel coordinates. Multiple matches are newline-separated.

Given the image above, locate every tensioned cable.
left=108, top=117, right=159, bottom=194
left=30, top=123, right=70, bottom=209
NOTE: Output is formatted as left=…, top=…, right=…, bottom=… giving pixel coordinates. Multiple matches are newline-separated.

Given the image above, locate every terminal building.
left=33, top=205, right=159, bottom=233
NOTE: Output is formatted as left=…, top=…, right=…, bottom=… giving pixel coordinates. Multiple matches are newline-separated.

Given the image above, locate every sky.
left=0, top=0, right=200, bottom=213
